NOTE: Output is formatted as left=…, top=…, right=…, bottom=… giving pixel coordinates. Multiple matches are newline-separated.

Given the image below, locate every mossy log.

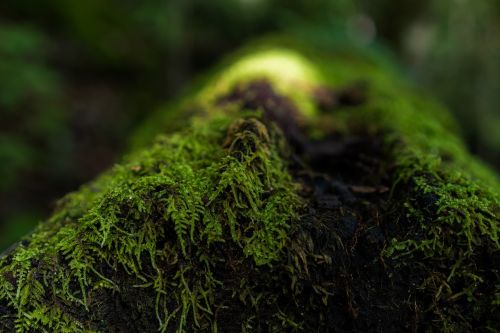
left=1, top=40, right=499, bottom=332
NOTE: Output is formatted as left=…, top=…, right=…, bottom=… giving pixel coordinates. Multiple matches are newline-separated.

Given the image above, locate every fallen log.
left=1, top=40, right=498, bottom=332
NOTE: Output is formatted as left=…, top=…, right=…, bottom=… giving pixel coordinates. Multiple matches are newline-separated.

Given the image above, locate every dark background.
left=1, top=0, right=499, bottom=249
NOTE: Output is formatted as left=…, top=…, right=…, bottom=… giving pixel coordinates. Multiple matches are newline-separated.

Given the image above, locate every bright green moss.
left=0, top=104, right=300, bottom=331
left=0, top=40, right=498, bottom=331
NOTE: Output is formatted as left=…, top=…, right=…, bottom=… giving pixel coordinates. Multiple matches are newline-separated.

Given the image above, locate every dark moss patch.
left=213, top=77, right=499, bottom=331
left=313, top=81, right=368, bottom=112
left=217, top=79, right=307, bottom=151
left=211, top=79, right=421, bottom=331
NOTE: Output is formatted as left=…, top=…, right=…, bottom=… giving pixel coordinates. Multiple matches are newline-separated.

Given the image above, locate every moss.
left=1, top=40, right=498, bottom=331
left=0, top=47, right=316, bottom=332
left=0, top=104, right=300, bottom=331
left=306, top=47, right=499, bottom=330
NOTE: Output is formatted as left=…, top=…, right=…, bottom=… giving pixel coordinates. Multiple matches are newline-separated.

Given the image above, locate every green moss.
left=0, top=40, right=498, bottom=331
left=307, top=48, right=499, bottom=330
left=0, top=103, right=300, bottom=331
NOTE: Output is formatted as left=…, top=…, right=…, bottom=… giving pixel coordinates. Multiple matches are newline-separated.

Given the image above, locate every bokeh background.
left=1, top=0, right=499, bottom=250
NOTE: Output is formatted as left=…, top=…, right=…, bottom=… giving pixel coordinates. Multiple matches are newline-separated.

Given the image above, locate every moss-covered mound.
left=0, top=42, right=498, bottom=332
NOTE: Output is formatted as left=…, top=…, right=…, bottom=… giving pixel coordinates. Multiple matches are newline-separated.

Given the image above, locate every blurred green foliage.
left=0, top=0, right=498, bottom=250
left=407, top=0, right=500, bottom=163
left=0, top=24, right=69, bottom=247
left=0, top=25, right=65, bottom=190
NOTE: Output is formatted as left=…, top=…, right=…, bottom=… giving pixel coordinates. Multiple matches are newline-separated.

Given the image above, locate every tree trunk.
left=1, top=41, right=498, bottom=332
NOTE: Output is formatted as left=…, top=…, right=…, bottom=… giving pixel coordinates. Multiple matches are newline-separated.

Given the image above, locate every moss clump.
left=0, top=104, right=300, bottom=331
left=0, top=41, right=499, bottom=332
left=302, top=44, right=499, bottom=330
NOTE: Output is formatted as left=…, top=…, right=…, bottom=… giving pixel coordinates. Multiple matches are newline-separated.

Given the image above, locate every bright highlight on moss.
left=201, top=48, right=322, bottom=119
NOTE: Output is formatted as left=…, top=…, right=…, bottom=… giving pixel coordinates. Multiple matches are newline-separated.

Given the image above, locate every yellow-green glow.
left=200, top=48, right=323, bottom=118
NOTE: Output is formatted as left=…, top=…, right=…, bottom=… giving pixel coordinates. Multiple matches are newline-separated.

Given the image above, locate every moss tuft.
left=0, top=102, right=300, bottom=331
